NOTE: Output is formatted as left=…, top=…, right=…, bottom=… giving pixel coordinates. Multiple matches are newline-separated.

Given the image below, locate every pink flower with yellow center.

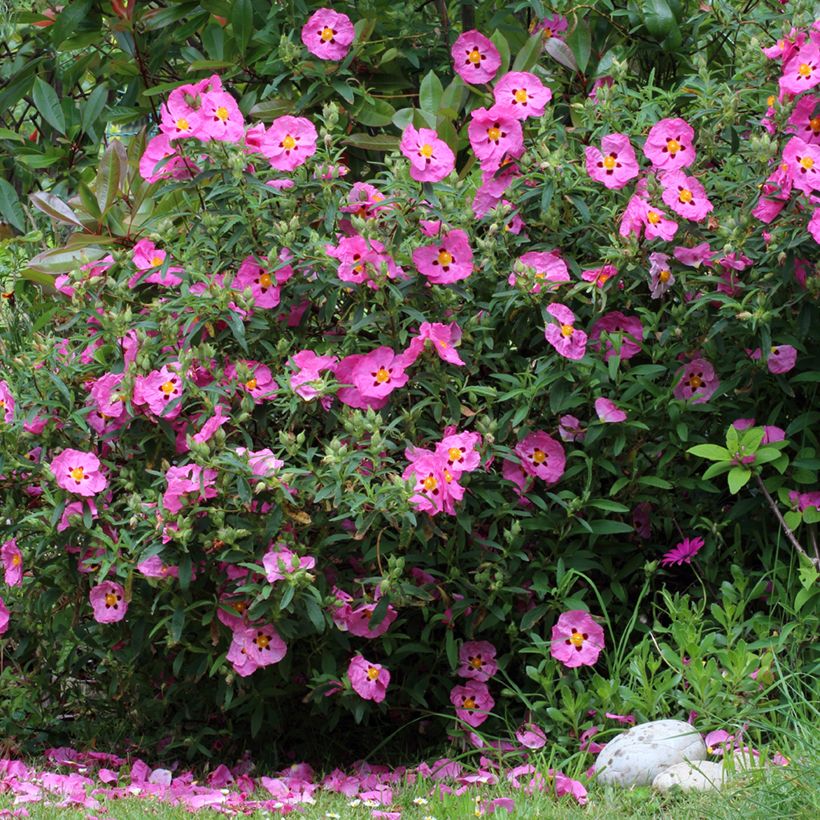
left=467, top=105, right=524, bottom=172
left=89, top=581, right=128, bottom=624
left=135, top=364, right=184, bottom=419
left=673, top=358, right=719, bottom=403
left=402, top=322, right=466, bottom=368
left=200, top=91, right=244, bottom=143
left=493, top=71, right=552, bottom=119
left=351, top=346, right=409, bottom=400
left=550, top=610, right=605, bottom=668
left=227, top=624, right=287, bottom=677
left=589, top=311, right=644, bottom=361
left=545, top=302, right=587, bottom=360
left=399, top=124, right=456, bottom=183
left=326, top=234, right=404, bottom=289
left=1, top=538, right=22, bottom=587
left=585, top=133, right=640, bottom=189
left=660, top=170, right=713, bottom=221
left=451, top=30, right=501, bottom=84
left=515, top=431, right=566, bottom=484
left=0, top=380, right=15, bottom=424
left=450, top=680, right=494, bottom=727
left=233, top=252, right=294, bottom=308
left=643, top=117, right=696, bottom=171
left=412, top=229, right=474, bottom=285
left=786, top=94, right=820, bottom=146
left=779, top=43, right=820, bottom=95
left=301, top=8, right=355, bottom=62
left=49, top=449, right=108, bottom=497
left=649, top=251, right=675, bottom=298
left=129, top=238, right=183, bottom=287
left=509, top=250, right=570, bottom=294
left=261, top=116, right=318, bottom=171
left=782, top=136, right=820, bottom=194
left=348, top=655, right=390, bottom=702
left=457, top=640, right=497, bottom=682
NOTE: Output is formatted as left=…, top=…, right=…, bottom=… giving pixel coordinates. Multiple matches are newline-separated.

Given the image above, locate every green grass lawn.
left=2, top=759, right=817, bottom=820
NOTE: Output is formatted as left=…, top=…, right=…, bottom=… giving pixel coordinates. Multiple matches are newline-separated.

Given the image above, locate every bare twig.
left=754, top=474, right=819, bottom=569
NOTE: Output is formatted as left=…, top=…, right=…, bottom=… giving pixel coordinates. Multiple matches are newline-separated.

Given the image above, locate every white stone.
left=596, top=719, right=708, bottom=786
left=652, top=760, right=725, bottom=792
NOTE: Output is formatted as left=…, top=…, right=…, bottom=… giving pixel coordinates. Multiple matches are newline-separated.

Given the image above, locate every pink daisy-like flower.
left=225, top=360, right=278, bottom=402
left=782, top=136, right=820, bottom=194
left=435, top=430, right=482, bottom=478
left=649, top=252, right=675, bottom=298
left=129, top=238, right=183, bottom=287
left=550, top=610, right=605, bottom=668
left=0, top=380, right=14, bottom=424
left=326, top=234, right=404, bottom=289
left=351, top=346, right=409, bottom=400
left=545, top=303, right=587, bottom=360
left=233, top=253, right=293, bottom=309
left=516, top=723, right=547, bottom=749
left=452, top=30, right=501, bottom=84
left=348, top=656, right=390, bottom=702
left=510, top=250, right=570, bottom=293
left=660, top=535, right=705, bottom=566
left=457, top=640, right=497, bottom=682
left=402, top=322, right=466, bottom=367
left=644, top=117, right=696, bottom=171
left=467, top=105, right=524, bottom=172
left=301, top=8, right=355, bottom=61
left=749, top=344, right=798, bottom=375
left=89, top=581, right=127, bottom=624
left=135, top=364, right=184, bottom=419
left=261, top=116, right=318, bottom=172
left=334, top=354, right=389, bottom=411
left=779, top=42, right=820, bottom=96
left=589, top=312, right=644, bottom=361
left=595, top=397, right=627, bottom=423
left=399, top=124, right=455, bottom=182
left=403, top=451, right=455, bottom=517
left=673, top=358, right=719, bottom=403
left=585, top=134, right=640, bottom=189
left=450, top=680, right=494, bottom=727
left=660, top=170, right=713, bottom=221
left=786, top=94, right=820, bottom=145
left=50, top=449, right=108, bottom=497
left=339, top=182, right=391, bottom=220
left=493, top=71, right=552, bottom=119
left=139, top=133, right=197, bottom=183
left=515, top=431, right=566, bottom=484
left=0, top=596, right=8, bottom=635
left=581, top=264, right=619, bottom=289
left=534, top=13, right=568, bottom=41
left=200, top=90, right=245, bottom=143
left=227, top=624, right=287, bottom=677
left=412, top=229, right=473, bottom=285
left=641, top=201, right=679, bottom=241
left=1, top=538, right=22, bottom=587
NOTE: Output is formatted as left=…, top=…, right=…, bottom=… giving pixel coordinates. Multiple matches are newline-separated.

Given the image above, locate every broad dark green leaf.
left=0, top=179, right=25, bottom=232
left=230, top=0, right=253, bottom=54
left=32, top=77, right=66, bottom=134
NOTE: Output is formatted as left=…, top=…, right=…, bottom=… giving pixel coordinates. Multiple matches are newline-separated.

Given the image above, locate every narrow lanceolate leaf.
left=230, top=0, right=253, bottom=54
left=32, top=77, right=66, bottom=134
left=30, top=192, right=86, bottom=228
left=95, top=141, right=126, bottom=214
left=0, top=178, right=26, bottom=232
left=81, top=83, right=109, bottom=135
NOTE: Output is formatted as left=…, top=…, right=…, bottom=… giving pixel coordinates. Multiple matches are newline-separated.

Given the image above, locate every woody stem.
left=754, top=474, right=819, bottom=569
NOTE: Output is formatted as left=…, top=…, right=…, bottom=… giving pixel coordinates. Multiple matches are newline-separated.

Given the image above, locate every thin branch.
left=754, top=474, right=819, bottom=569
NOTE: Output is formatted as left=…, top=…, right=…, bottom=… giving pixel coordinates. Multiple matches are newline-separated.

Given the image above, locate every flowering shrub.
left=0, top=4, right=818, bottom=762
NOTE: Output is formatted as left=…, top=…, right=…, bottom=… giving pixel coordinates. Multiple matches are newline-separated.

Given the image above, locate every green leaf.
left=170, top=607, right=185, bottom=643
left=29, top=192, right=85, bottom=228
left=702, top=462, right=732, bottom=480
left=687, top=444, right=731, bottom=461
left=586, top=519, right=635, bottom=534
left=419, top=70, right=443, bottom=115
left=0, top=127, right=25, bottom=142
left=230, top=0, right=253, bottom=54
left=490, top=31, right=511, bottom=75
left=566, top=17, right=591, bottom=73
left=642, top=0, right=676, bottom=39
left=520, top=602, right=550, bottom=631
left=353, top=98, right=396, bottom=127
left=0, top=179, right=25, bottom=232
left=512, top=33, right=545, bottom=72
left=343, top=133, right=400, bottom=152
left=544, top=38, right=577, bottom=72
left=50, top=0, right=94, bottom=46
left=95, top=141, right=126, bottom=215
left=32, top=77, right=66, bottom=134
left=727, top=467, right=751, bottom=494
left=80, top=83, right=108, bottom=135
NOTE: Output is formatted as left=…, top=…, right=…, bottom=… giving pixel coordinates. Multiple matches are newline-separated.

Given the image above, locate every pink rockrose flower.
left=786, top=94, right=820, bottom=145
left=458, top=640, right=498, bottom=681
left=749, top=344, right=798, bottom=374
left=641, top=201, right=679, bottom=241
left=225, top=359, right=278, bottom=403
left=782, top=136, right=820, bottom=194
left=334, top=354, right=389, bottom=411
left=163, top=464, right=218, bottom=514
left=779, top=42, right=820, bottom=96
left=135, top=363, right=184, bottom=419
left=340, top=182, right=390, bottom=220
left=649, top=252, right=675, bottom=298
left=139, top=133, right=197, bottom=183
left=673, top=358, right=719, bottom=403
left=1, top=538, right=22, bottom=587
left=413, top=229, right=474, bottom=284
left=89, top=581, right=128, bottom=624
left=50, top=449, right=108, bottom=497
left=402, top=322, right=466, bottom=367
left=534, top=13, right=568, bottom=41
left=235, top=447, right=284, bottom=477
left=199, top=89, right=245, bottom=142
left=558, top=414, right=585, bottom=442
left=263, top=546, right=316, bottom=583
left=399, top=124, right=455, bottom=182
left=581, top=264, right=619, bottom=288
left=301, top=8, right=355, bottom=61
left=129, top=238, right=183, bottom=287
left=467, top=105, right=524, bottom=172
left=589, top=311, right=644, bottom=361
left=233, top=253, right=293, bottom=308
left=261, top=116, right=318, bottom=171
left=515, top=431, right=566, bottom=484
left=160, top=82, right=208, bottom=141
left=545, top=302, right=587, bottom=360
left=644, top=117, right=696, bottom=171
left=346, top=599, right=398, bottom=639
left=326, top=234, right=404, bottom=288
left=516, top=723, right=547, bottom=749
left=0, top=596, right=8, bottom=635
left=348, top=656, right=390, bottom=702
left=673, top=241, right=714, bottom=268
left=810, top=207, right=820, bottom=243
left=351, top=346, right=409, bottom=400
left=137, top=555, right=179, bottom=580
left=0, top=380, right=14, bottom=424
left=660, top=170, right=714, bottom=221
left=451, top=30, right=501, bottom=84
left=661, top=535, right=705, bottom=566
left=585, top=133, right=640, bottom=188
left=493, top=71, right=552, bottom=119
left=404, top=451, right=460, bottom=516
left=595, top=397, right=627, bottom=423
left=550, top=610, right=605, bottom=668
left=510, top=251, right=570, bottom=293
left=704, top=729, right=735, bottom=755
left=450, top=680, right=494, bottom=727
left=435, top=430, right=482, bottom=477
left=290, top=349, right=338, bottom=402
left=227, top=624, right=287, bottom=677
